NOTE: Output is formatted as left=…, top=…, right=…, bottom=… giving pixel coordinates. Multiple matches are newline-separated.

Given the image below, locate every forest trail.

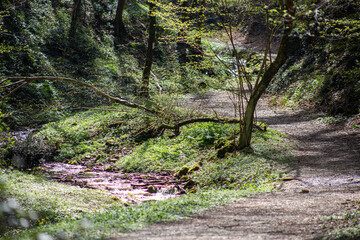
left=113, top=91, right=360, bottom=240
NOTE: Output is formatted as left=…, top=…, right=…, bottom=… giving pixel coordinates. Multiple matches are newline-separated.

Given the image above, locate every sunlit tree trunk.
left=238, top=0, right=295, bottom=149
left=189, top=0, right=204, bottom=63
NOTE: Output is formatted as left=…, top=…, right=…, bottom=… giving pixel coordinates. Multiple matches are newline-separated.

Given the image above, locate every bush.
left=7, top=132, right=55, bottom=169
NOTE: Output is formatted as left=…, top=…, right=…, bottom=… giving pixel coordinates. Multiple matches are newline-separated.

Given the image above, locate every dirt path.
left=113, top=92, right=360, bottom=240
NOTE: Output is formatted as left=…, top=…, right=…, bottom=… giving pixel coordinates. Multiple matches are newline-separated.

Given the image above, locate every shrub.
left=7, top=132, right=55, bottom=169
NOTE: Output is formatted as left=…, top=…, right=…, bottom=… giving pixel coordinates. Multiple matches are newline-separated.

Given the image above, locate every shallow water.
left=41, top=162, right=187, bottom=204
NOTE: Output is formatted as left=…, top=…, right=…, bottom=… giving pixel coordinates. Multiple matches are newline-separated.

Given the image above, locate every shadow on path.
left=112, top=92, right=360, bottom=240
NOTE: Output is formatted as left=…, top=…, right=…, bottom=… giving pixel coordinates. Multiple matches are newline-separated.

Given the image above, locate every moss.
left=176, top=166, right=189, bottom=177
left=188, top=162, right=201, bottom=174
left=147, top=185, right=157, bottom=193
left=68, top=160, right=78, bottom=165
left=184, top=180, right=197, bottom=190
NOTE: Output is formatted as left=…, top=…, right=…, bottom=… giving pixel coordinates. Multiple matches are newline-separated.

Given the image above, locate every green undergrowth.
left=0, top=168, right=120, bottom=237
left=32, top=105, right=144, bottom=164
left=2, top=188, right=262, bottom=240
left=1, top=98, right=293, bottom=239
left=195, top=128, right=289, bottom=189
left=114, top=121, right=237, bottom=172
left=115, top=123, right=290, bottom=189
left=322, top=200, right=360, bottom=240
left=269, top=35, right=360, bottom=117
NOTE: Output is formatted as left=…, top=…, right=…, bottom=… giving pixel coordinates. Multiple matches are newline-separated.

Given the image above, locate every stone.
left=147, top=185, right=157, bottom=193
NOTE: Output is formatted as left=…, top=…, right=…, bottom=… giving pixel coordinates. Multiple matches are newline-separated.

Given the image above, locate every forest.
left=0, top=0, right=359, bottom=239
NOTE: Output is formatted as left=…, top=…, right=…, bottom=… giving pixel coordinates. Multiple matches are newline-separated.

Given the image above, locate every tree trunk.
left=176, top=0, right=191, bottom=81
left=238, top=0, right=295, bottom=149
left=140, top=1, right=156, bottom=98
left=69, top=0, right=82, bottom=40
left=114, top=0, right=128, bottom=43
left=189, top=0, right=204, bottom=63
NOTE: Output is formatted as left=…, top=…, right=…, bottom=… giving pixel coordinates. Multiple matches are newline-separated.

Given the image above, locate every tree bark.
left=140, top=1, right=156, bottom=98
left=114, top=0, right=128, bottom=43
left=189, top=0, right=204, bottom=63
left=238, top=0, right=295, bottom=149
left=69, top=0, right=82, bottom=40
left=175, top=0, right=192, bottom=82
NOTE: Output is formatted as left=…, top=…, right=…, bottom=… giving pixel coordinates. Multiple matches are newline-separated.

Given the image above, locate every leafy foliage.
left=269, top=0, right=360, bottom=115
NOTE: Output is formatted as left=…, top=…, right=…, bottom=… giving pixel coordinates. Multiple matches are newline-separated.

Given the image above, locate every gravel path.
left=113, top=92, right=360, bottom=240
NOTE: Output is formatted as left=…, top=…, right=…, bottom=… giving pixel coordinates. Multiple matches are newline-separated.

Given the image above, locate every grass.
left=1, top=103, right=293, bottom=239
left=115, top=123, right=291, bottom=190
left=2, top=188, right=262, bottom=240
left=322, top=200, right=360, bottom=240
left=114, top=122, right=237, bottom=173
left=33, top=105, right=145, bottom=163
left=0, top=169, right=120, bottom=225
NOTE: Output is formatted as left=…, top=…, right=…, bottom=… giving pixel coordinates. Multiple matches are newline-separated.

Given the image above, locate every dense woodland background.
left=0, top=0, right=358, bottom=128
left=0, top=0, right=359, bottom=238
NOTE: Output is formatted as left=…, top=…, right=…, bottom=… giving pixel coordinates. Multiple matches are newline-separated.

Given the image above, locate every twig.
left=1, top=81, right=32, bottom=100
left=74, top=107, right=130, bottom=112
left=150, top=71, right=162, bottom=95
left=0, top=80, right=26, bottom=88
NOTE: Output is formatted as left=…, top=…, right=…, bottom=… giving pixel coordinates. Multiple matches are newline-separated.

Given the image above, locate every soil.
left=112, top=91, right=360, bottom=240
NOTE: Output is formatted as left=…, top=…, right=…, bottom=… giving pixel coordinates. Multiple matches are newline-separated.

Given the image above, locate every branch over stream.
left=1, top=76, right=265, bottom=142
left=0, top=76, right=158, bottom=114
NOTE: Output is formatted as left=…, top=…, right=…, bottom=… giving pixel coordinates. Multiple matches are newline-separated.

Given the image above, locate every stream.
left=40, top=162, right=187, bottom=204
left=7, top=129, right=188, bottom=204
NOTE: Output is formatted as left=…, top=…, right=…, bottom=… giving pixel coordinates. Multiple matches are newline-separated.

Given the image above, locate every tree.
left=140, top=0, right=157, bottom=98
left=188, top=0, right=204, bottom=63
left=114, top=0, right=129, bottom=43
left=176, top=0, right=190, bottom=67
left=69, top=0, right=82, bottom=40
left=240, top=0, right=295, bottom=149
left=208, top=0, right=296, bottom=150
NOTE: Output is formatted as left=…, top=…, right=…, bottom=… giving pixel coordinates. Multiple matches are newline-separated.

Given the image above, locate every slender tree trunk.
left=238, top=0, right=295, bottom=149
left=69, top=0, right=82, bottom=40
left=176, top=0, right=191, bottom=81
left=114, top=0, right=128, bottom=43
left=140, top=1, right=156, bottom=98
left=189, top=0, right=204, bottom=63
left=176, top=29, right=189, bottom=65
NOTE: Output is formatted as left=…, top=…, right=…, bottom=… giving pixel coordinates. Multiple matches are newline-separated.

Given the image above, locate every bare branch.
left=0, top=80, right=26, bottom=88
left=73, top=107, right=130, bottom=112
left=1, top=76, right=159, bottom=115
left=1, top=80, right=32, bottom=100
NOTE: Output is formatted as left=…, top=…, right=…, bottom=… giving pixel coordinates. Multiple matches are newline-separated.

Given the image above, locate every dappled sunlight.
left=41, top=162, right=187, bottom=204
